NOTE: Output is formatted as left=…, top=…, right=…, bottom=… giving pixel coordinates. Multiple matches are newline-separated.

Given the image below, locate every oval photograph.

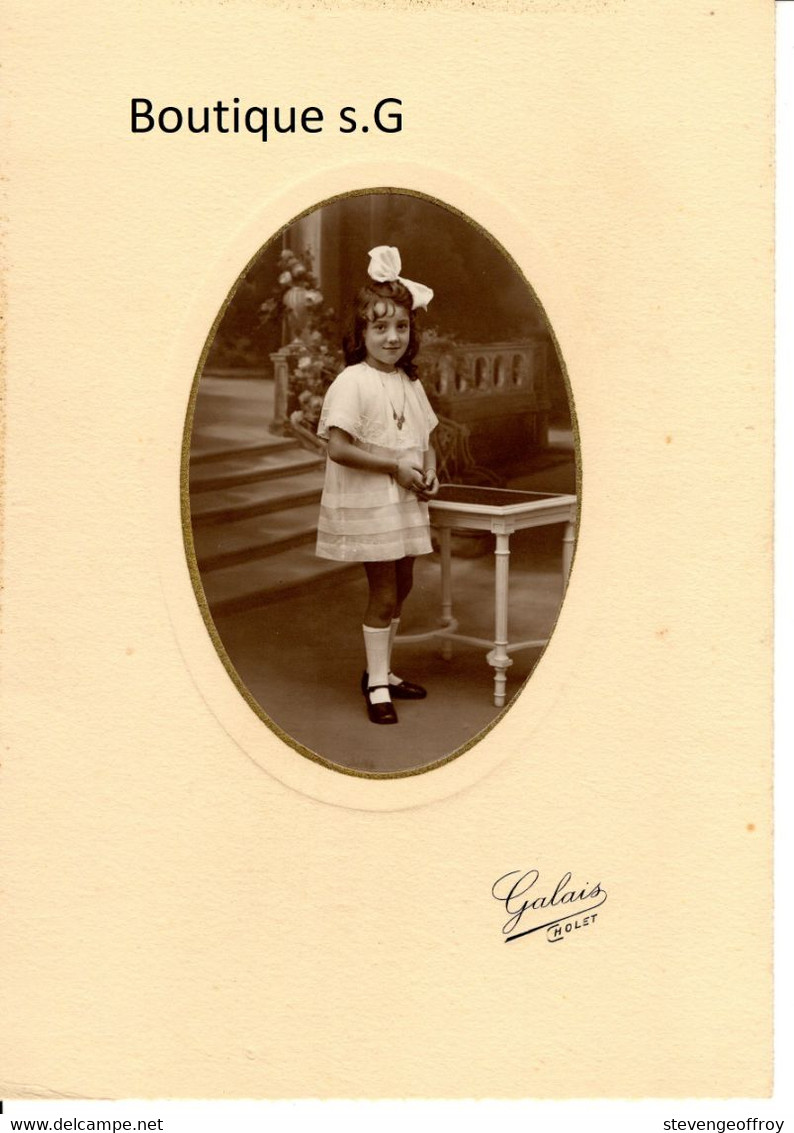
left=184, top=190, right=577, bottom=777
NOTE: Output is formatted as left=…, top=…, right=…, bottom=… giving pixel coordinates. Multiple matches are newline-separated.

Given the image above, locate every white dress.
left=315, top=361, right=439, bottom=562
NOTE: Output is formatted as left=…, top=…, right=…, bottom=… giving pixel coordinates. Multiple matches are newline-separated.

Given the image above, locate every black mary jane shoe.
left=388, top=677, right=427, bottom=700
left=363, top=684, right=398, bottom=725
left=361, top=671, right=427, bottom=701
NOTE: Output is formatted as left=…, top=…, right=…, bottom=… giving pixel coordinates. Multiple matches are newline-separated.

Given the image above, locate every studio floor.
left=210, top=455, right=576, bottom=776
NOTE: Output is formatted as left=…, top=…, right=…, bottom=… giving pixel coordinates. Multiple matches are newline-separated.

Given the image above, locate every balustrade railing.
left=270, top=336, right=552, bottom=450
left=269, top=350, right=293, bottom=434
left=419, top=339, right=548, bottom=404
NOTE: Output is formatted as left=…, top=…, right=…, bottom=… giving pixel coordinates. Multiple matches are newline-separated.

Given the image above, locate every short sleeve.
left=413, top=378, right=439, bottom=435
left=316, top=368, right=362, bottom=441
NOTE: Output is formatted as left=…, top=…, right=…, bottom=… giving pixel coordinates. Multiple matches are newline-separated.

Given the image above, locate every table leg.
left=562, top=519, right=575, bottom=581
left=439, top=526, right=453, bottom=660
left=490, top=531, right=512, bottom=707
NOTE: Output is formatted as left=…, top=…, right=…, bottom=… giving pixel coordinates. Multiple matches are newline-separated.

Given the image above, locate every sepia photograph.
left=2, top=0, right=776, bottom=1108
left=184, top=189, right=578, bottom=775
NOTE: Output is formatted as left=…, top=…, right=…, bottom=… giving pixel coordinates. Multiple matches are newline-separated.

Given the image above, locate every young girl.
left=316, top=246, right=439, bottom=725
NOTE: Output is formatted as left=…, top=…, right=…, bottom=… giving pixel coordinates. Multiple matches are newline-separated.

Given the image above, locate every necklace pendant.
left=381, top=371, right=408, bottom=432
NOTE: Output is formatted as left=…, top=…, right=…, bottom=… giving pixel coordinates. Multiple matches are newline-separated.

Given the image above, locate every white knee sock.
left=363, top=625, right=391, bottom=704
left=388, top=618, right=402, bottom=685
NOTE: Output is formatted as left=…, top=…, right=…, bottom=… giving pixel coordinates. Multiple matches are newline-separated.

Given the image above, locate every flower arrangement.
left=261, top=248, right=343, bottom=431
left=282, top=333, right=343, bottom=430
left=259, top=248, right=327, bottom=340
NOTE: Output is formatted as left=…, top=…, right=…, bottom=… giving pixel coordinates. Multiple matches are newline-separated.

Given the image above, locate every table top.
left=431, top=484, right=576, bottom=517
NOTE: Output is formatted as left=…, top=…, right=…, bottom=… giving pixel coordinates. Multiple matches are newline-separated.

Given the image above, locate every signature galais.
left=492, top=870, right=607, bottom=943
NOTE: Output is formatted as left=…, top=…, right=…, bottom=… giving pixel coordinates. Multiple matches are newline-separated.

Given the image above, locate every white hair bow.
left=367, top=246, right=433, bottom=311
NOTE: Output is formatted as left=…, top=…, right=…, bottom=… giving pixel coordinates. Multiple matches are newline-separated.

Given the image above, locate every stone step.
left=191, top=502, right=320, bottom=571
left=199, top=545, right=360, bottom=617
left=189, top=446, right=324, bottom=493
left=189, top=374, right=283, bottom=462
left=190, top=437, right=296, bottom=467
left=190, top=468, right=325, bottom=527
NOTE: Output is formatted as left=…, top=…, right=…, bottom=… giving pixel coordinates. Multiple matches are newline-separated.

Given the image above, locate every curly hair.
left=342, top=279, right=422, bottom=380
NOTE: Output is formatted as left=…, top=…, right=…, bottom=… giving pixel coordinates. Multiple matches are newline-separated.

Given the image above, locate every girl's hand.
left=416, top=468, right=440, bottom=500
left=394, top=459, right=426, bottom=492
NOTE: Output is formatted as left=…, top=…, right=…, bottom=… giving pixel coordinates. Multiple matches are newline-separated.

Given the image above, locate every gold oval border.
left=180, top=183, right=582, bottom=783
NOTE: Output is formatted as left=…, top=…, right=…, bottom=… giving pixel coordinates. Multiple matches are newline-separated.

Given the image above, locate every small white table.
left=403, top=485, right=577, bottom=707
